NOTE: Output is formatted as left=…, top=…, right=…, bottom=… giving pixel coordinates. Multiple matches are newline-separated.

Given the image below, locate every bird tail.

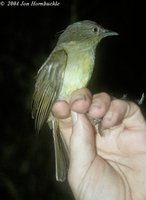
left=51, top=116, right=69, bottom=182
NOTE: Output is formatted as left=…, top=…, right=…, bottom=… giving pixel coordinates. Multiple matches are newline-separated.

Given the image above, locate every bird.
left=32, top=20, right=118, bottom=182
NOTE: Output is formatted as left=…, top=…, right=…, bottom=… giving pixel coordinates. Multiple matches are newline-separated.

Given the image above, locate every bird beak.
left=101, top=29, right=118, bottom=38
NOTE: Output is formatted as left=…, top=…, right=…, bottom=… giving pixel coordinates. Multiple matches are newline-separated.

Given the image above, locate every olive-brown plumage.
left=32, top=20, right=118, bottom=181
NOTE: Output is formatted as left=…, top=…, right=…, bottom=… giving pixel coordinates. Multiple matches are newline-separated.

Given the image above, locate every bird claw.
left=137, top=93, right=145, bottom=105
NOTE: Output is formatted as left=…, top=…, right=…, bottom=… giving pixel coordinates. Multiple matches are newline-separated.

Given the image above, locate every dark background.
left=0, top=0, right=146, bottom=199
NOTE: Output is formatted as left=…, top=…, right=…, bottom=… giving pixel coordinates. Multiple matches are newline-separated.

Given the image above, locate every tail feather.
left=52, top=117, right=69, bottom=182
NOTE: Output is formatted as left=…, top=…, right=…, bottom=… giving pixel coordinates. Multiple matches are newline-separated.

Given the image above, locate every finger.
left=101, top=99, right=146, bottom=130
left=70, top=88, right=92, bottom=113
left=69, top=111, right=96, bottom=182
left=52, top=100, right=70, bottom=119
left=101, top=99, right=128, bottom=129
left=123, top=102, right=146, bottom=129
left=88, top=92, right=111, bottom=118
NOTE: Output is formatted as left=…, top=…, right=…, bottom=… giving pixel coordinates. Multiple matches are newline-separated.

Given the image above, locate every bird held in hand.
left=32, top=20, right=118, bottom=182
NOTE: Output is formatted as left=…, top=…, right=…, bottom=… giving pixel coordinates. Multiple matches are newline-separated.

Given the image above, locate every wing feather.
left=32, top=49, right=67, bottom=132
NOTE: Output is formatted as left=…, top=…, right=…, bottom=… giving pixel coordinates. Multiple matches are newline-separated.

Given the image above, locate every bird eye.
left=92, top=27, right=98, bottom=32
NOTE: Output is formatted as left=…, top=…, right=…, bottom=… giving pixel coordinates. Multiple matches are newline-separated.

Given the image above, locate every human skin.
left=52, top=88, right=146, bottom=200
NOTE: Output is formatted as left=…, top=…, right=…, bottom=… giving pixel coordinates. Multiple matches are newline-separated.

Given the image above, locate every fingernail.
left=89, top=103, right=102, bottom=113
left=71, top=95, right=86, bottom=103
left=71, top=111, right=78, bottom=125
left=104, top=111, right=113, bottom=121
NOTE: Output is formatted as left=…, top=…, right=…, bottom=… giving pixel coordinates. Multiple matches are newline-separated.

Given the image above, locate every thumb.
left=69, top=111, right=96, bottom=181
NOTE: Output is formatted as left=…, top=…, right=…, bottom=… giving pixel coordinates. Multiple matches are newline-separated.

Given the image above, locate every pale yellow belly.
left=58, top=52, right=94, bottom=101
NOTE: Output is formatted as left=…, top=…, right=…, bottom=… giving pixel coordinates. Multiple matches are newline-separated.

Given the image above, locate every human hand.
left=52, top=88, right=146, bottom=200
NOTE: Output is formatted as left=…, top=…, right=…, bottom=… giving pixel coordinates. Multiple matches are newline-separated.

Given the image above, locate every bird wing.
left=32, top=49, right=67, bottom=132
